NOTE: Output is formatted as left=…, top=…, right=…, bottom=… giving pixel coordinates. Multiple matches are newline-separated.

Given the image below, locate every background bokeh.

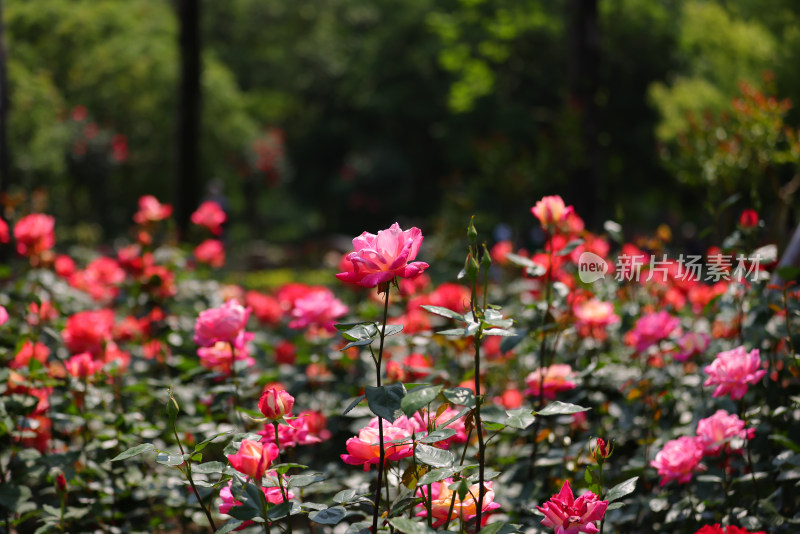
left=2, top=0, right=800, bottom=259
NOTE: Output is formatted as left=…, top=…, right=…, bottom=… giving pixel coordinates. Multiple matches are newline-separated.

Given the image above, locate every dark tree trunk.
left=567, top=0, right=602, bottom=228
left=0, top=0, right=10, bottom=261
left=0, top=0, right=9, bottom=200
left=175, top=0, right=201, bottom=241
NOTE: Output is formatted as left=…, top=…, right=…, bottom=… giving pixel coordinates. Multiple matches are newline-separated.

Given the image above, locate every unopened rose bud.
left=258, top=387, right=295, bottom=420
left=56, top=473, right=67, bottom=493
left=592, top=437, right=613, bottom=464
left=739, top=209, right=759, bottom=229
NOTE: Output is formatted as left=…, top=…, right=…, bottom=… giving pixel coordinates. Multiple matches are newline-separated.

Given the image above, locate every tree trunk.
left=175, top=0, right=201, bottom=241
left=567, top=0, right=602, bottom=228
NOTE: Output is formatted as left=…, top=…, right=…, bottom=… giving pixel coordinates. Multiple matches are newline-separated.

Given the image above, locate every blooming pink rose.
left=674, top=332, right=710, bottom=362
left=227, top=440, right=279, bottom=480
left=411, top=406, right=469, bottom=449
left=536, top=480, right=608, bottom=534
left=525, top=364, right=578, bottom=400
left=696, top=409, right=753, bottom=456
left=337, top=222, right=429, bottom=288
left=193, top=300, right=250, bottom=347
left=260, top=410, right=331, bottom=449
left=65, top=352, right=104, bottom=378
left=194, top=239, right=225, bottom=268
left=259, top=387, right=295, bottom=420
left=191, top=201, right=226, bottom=235
left=703, top=346, right=766, bottom=400
left=0, top=305, right=7, bottom=326
left=531, top=195, right=574, bottom=229
left=416, top=479, right=500, bottom=528
left=69, top=256, right=126, bottom=303
left=626, top=311, right=680, bottom=352
left=62, top=309, right=115, bottom=356
left=650, top=436, right=704, bottom=486
left=287, top=288, right=348, bottom=332
left=341, top=421, right=413, bottom=470
left=13, top=214, right=55, bottom=257
left=133, top=195, right=172, bottom=224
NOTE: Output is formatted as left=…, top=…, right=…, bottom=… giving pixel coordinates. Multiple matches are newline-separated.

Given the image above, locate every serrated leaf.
left=419, top=428, right=457, bottom=443
left=556, top=239, right=584, bottom=257
left=110, top=443, right=154, bottom=462
left=504, top=409, right=535, bottom=430
left=266, top=501, right=296, bottom=520
left=194, top=431, right=233, bottom=453
left=415, top=443, right=455, bottom=468
left=365, top=384, right=407, bottom=422
left=483, top=328, right=517, bottom=337
left=401, top=385, right=443, bottom=416
left=341, top=338, right=375, bottom=351
left=192, top=461, right=227, bottom=474
left=215, top=520, right=245, bottom=534
left=155, top=452, right=185, bottom=466
left=388, top=518, right=436, bottom=534
left=382, top=324, right=404, bottom=337
left=341, top=323, right=378, bottom=342
left=309, top=506, right=346, bottom=525
left=436, top=328, right=469, bottom=337
left=537, top=401, right=591, bottom=416
left=333, top=489, right=363, bottom=504
left=417, top=466, right=475, bottom=486
left=606, top=476, right=638, bottom=503
left=288, top=472, right=326, bottom=488
left=420, top=305, right=465, bottom=322
left=343, top=394, right=366, bottom=416
left=442, top=387, right=475, bottom=407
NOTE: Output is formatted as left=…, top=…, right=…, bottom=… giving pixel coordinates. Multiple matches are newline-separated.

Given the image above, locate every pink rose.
left=703, top=346, right=766, bottom=400
left=194, top=239, right=225, bottom=268
left=258, top=387, right=295, bottom=420
left=337, top=222, right=429, bottom=288
left=133, top=195, right=172, bottom=224
left=62, top=309, right=115, bottom=356
left=531, top=195, right=574, bottom=229
left=65, top=352, right=104, bottom=378
left=416, top=479, right=500, bottom=528
left=190, top=201, right=226, bottom=235
left=340, top=421, right=413, bottom=471
left=197, top=340, right=254, bottom=374
left=0, top=305, right=7, bottom=326
left=696, top=409, right=753, bottom=456
left=650, top=436, right=704, bottom=486
left=10, top=341, right=50, bottom=369
left=287, top=288, right=348, bottom=332
left=0, top=218, right=9, bottom=243
left=13, top=214, right=55, bottom=257
left=626, top=311, right=680, bottom=353
left=193, top=300, right=250, bottom=347
left=537, top=480, right=608, bottom=534
left=227, top=440, right=279, bottom=480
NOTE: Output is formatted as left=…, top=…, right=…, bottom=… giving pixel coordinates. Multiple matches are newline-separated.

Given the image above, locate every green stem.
left=273, top=422, right=293, bottom=534
left=372, top=284, right=392, bottom=532
left=173, top=412, right=217, bottom=532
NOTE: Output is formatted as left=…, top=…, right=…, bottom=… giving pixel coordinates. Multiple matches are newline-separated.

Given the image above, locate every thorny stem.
left=372, top=284, right=392, bottom=533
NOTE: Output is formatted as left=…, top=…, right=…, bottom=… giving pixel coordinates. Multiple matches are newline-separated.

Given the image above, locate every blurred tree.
left=175, top=0, right=201, bottom=240
left=5, top=0, right=256, bottom=238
